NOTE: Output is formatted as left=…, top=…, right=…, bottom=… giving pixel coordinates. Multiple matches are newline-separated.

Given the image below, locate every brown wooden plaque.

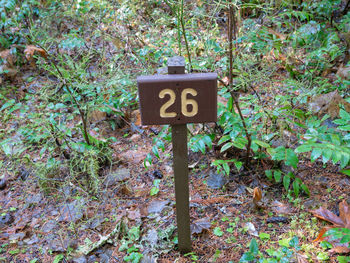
left=137, top=73, right=217, bottom=125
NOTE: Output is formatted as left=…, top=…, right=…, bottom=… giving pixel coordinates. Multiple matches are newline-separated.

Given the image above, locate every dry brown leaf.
left=271, top=201, right=293, bottom=214
left=191, top=218, right=211, bottom=235
left=127, top=208, right=141, bottom=221
left=329, top=246, right=350, bottom=254
left=311, top=206, right=344, bottom=226
left=24, top=45, right=47, bottom=66
left=339, top=200, right=350, bottom=228
left=337, top=65, right=350, bottom=80
left=0, top=49, right=15, bottom=66
left=296, top=253, right=308, bottom=263
left=309, top=90, right=350, bottom=119
left=253, top=187, right=262, bottom=204
left=267, top=28, right=287, bottom=40
left=313, top=226, right=331, bottom=242
left=312, top=200, right=350, bottom=251
left=89, top=110, right=107, bottom=123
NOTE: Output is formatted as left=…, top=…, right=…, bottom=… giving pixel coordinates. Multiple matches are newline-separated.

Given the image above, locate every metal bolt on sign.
left=137, top=56, right=217, bottom=253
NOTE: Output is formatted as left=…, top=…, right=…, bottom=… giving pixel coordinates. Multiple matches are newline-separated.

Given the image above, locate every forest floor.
left=1, top=1, right=350, bottom=263
left=0, top=74, right=349, bottom=262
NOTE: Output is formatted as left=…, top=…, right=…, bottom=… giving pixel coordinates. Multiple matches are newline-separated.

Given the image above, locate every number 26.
left=159, top=88, right=198, bottom=118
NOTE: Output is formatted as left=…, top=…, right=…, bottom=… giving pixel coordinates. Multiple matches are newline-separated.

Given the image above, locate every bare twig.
left=31, top=42, right=91, bottom=145
left=228, top=1, right=251, bottom=167
left=180, top=0, right=192, bottom=72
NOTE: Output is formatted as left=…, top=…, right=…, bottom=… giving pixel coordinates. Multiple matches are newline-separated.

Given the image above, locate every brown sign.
left=137, top=73, right=217, bottom=125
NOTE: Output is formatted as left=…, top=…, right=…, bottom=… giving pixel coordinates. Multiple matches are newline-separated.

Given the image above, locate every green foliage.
left=150, top=179, right=161, bottom=196
left=295, top=113, right=350, bottom=169
left=213, top=227, right=224, bottom=237
left=240, top=236, right=301, bottom=262
left=325, top=228, right=350, bottom=247
left=265, top=170, right=309, bottom=197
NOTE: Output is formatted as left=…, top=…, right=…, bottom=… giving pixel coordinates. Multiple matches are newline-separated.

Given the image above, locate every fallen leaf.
left=271, top=200, right=293, bottom=214
left=311, top=200, right=350, bottom=254
left=24, top=45, right=47, bottom=61
left=311, top=206, right=344, bottom=227
left=309, top=90, right=350, bottom=119
left=191, top=218, right=211, bottom=235
left=127, top=208, right=141, bottom=221
left=0, top=49, right=15, bottom=66
left=253, top=187, right=262, bottom=204
left=296, top=253, right=308, bottom=263
left=244, top=222, right=258, bottom=237
left=89, top=110, right=107, bottom=123
left=339, top=200, right=350, bottom=228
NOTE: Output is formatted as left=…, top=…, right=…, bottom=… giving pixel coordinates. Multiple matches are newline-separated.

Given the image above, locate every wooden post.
left=168, top=56, right=192, bottom=253
left=137, top=56, right=217, bottom=253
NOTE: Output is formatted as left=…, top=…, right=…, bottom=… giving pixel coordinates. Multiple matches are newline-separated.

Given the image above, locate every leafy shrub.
left=295, top=111, right=350, bottom=170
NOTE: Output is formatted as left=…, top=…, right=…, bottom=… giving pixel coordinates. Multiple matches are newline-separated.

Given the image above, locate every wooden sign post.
left=137, top=56, right=217, bottom=253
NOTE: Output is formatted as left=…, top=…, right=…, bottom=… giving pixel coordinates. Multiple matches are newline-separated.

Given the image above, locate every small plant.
left=265, top=170, right=309, bottom=197
left=150, top=179, right=161, bottom=196
left=184, top=252, right=199, bottom=262
left=240, top=236, right=301, bottom=262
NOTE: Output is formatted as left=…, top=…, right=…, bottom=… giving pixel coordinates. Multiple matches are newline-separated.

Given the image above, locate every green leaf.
left=203, top=135, right=213, bottom=149
left=253, top=140, right=270, bottom=148
left=265, top=170, right=273, bottom=180
left=289, top=236, right=299, bottom=248
left=278, top=238, right=290, bottom=247
left=152, top=146, right=160, bottom=159
left=218, top=135, right=230, bottom=145
left=283, top=174, right=290, bottom=191
left=338, top=256, right=350, bottom=263
left=239, top=252, right=255, bottom=262
left=322, top=148, right=333, bottom=164
left=274, top=170, right=282, bottom=183
left=286, top=149, right=298, bottom=168
left=53, top=255, right=64, bottom=263
left=311, top=147, right=322, bottom=162
left=221, top=142, right=233, bottom=153
left=340, top=235, right=350, bottom=244
left=332, top=151, right=342, bottom=165
left=340, top=154, right=350, bottom=169
left=259, top=232, right=270, bottom=241
left=339, top=125, right=350, bottom=131
left=150, top=186, right=159, bottom=196
left=293, top=180, right=300, bottom=197
left=0, top=99, right=15, bottom=111
left=213, top=227, right=224, bottom=237
left=223, top=162, right=230, bottom=176
left=234, top=160, right=242, bottom=171
left=340, top=169, right=350, bottom=176
left=301, top=184, right=310, bottom=196
left=249, top=238, right=259, bottom=256
left=295, top=144, right=312, bottom=153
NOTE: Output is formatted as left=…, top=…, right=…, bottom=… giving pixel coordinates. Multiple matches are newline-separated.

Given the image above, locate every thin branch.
left=180, top=0, right=192, bottom=71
